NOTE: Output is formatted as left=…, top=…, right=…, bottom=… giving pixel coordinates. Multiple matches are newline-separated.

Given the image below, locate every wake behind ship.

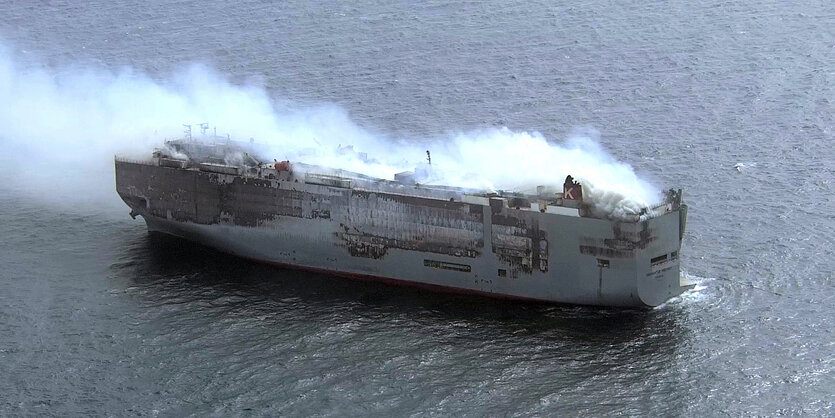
left=115, top=130, right=691, bottom=307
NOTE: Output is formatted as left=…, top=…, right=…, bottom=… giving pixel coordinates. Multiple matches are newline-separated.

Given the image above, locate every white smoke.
left=0, top=41, right=661, bottom=218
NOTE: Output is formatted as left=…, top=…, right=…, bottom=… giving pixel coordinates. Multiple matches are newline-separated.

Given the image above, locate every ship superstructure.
left=115, top=131, right=691, bottom=307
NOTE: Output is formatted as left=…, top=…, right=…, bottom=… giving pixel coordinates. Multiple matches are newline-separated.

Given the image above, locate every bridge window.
left=651, top=254, right=668, bottom=266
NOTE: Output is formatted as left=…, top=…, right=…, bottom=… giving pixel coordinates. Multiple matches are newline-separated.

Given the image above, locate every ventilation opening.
left=597, top=259, right=610, bottom=268
left=498, top=269, right=507, bottom=277
left=651, top=254, right=668, bottom=266
left=424, top=259, right=471, bottom=273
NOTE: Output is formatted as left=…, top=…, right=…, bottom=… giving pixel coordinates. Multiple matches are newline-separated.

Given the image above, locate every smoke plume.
left=0, top=41, right=660, bottom=219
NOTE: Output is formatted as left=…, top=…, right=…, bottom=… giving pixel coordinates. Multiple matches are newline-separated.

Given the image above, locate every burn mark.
left=345, top=235, right=388, bottom=259
left=508, top=197, right=531, bottom=209
left=117, top=161, right=486, bottom=260
left=115, top=161, right=302, bottom=227
left=491, top=209, right=548, bottom=275
left=580, top=245, right=633, bottom=258
left=580, top=221, right=656, bottom=257
left=489, top=197, right=504, bottom=214
left=311, top=209, right=331, bottom=219
left=491, top=214, right=529, bottom=228
left=338, top=189, right=484, bottom=259
left=338, top=232, right=481, bottom=259
left=351, top=189, right=483, bottom=220
left=601, top=238, right=638, bottom=251
left=611, top=221, right=656, bottom=249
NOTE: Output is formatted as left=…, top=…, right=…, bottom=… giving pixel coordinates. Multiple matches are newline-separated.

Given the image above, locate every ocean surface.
left=1, top=0, right=833, bottom=416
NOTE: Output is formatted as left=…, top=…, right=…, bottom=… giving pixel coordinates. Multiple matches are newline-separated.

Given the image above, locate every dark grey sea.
left=1, top=0, right=833, bottom=416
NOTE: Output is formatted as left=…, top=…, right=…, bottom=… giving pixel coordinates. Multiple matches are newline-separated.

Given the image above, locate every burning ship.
left=115, top=128, right=691, bottom=307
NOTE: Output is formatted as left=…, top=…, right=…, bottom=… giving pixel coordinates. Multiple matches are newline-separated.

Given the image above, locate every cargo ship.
left=115, top=130, right=691, bottom=307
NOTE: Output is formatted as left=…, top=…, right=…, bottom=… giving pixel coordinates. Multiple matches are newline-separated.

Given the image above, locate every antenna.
left=426, top=150, right=431, bottom=165
left=198, top=122, right=209, bottom=136
left=183, top=124, right=192, bottom=141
